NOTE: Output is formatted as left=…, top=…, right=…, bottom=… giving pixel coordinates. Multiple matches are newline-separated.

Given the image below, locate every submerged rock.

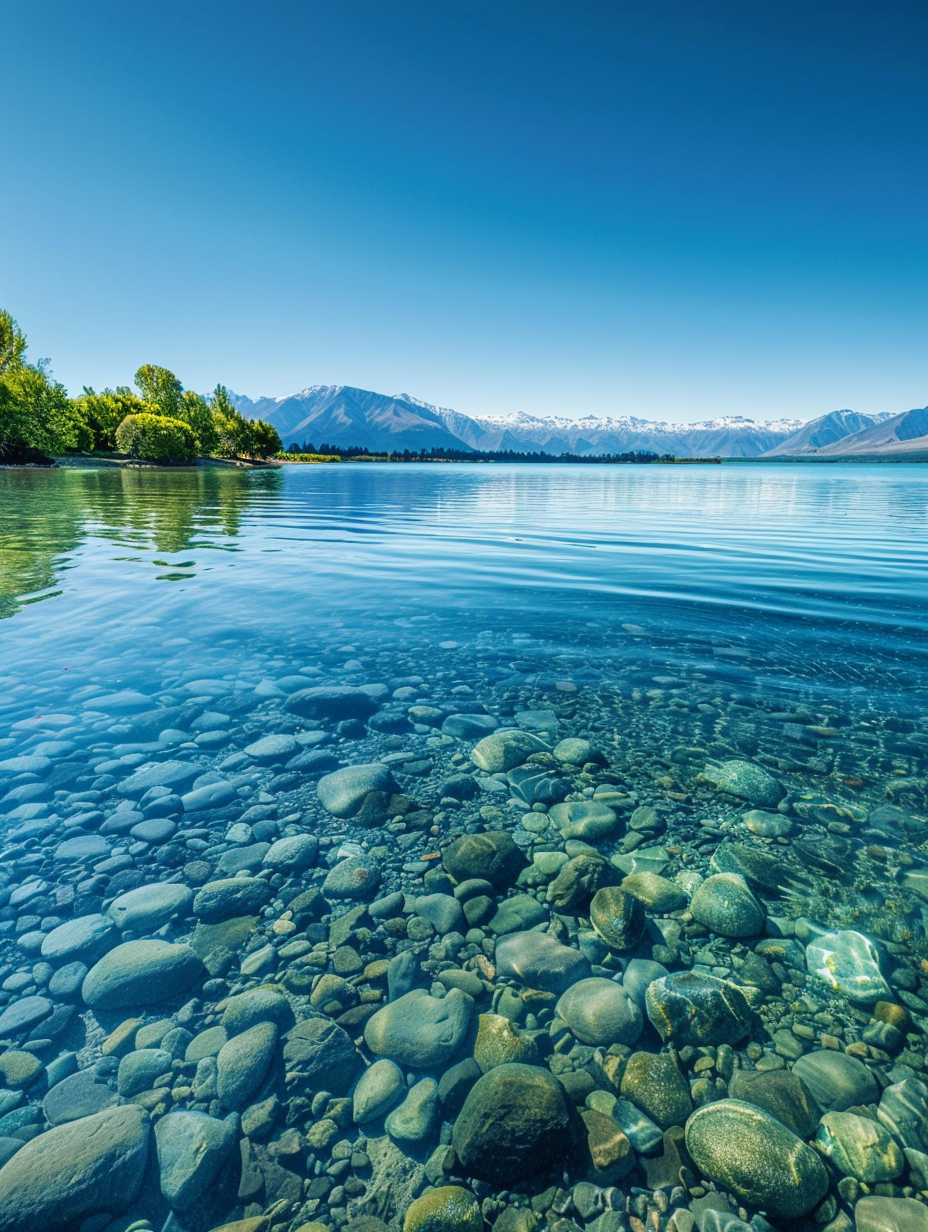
left=496, top=929, right=591, bottom=993
left=443, top=831, right=525, bottom=888
left=589, top=885, right=645, bottom=951
left=646, top=972, right=753, bottom=1047
left=556, top=978, right=642, bottom=1047
left=685, top=1099, right=828, bottom=1219
left=470, top=730, right=550, bottom=774
left=452, top=1063, right=577, bottom=1184
left=82, top=941, right=205, bottom=1010
left=805, top=929, right=892, bottom=1003
left=689, top=873, right=764, bottom=938
left=365, top=989, right=472, bottom=1069
left=816, top=1110, right=904, bottom=1182
left=699, top=759, right=784, bottom=808
left=403, top=1185, right=483, bottom=1232
left=0, top=1104, right=150, bottom=1232
left=155, top=1110, right=238, bottom=1209
left=792, top=1049, right=879, bottom=1111
left=317, top=763, right=398, bottom=821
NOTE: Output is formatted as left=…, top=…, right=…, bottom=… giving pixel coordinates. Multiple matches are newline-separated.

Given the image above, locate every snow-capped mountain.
left=231, top=384, right=918, bottom=458
left=761, top=409, right=894, bottom=457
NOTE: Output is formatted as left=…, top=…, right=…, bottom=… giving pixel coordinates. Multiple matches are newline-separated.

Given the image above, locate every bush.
left=115, top=413, right=197, bottom=463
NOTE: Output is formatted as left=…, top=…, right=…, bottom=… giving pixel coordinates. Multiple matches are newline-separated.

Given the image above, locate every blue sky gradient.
left=2, top=1, right=925, bottom=421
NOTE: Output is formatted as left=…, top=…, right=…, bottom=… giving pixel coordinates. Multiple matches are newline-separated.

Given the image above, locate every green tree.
left=134, top=364, right=184, bottom=420
left=180, top=390, right=218, bottom=455
left=0, top=310, right=28, bottom=373
left=249, top=418, right=282, bottom=458
left=115, top=413, right=197, bottom=463
left=0, top=311, right=86, bottom=459
left=74, top=387, right=148, bottom=451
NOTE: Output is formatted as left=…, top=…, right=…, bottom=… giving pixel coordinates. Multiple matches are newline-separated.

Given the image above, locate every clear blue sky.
left=1, top=1, right=925, bottom=422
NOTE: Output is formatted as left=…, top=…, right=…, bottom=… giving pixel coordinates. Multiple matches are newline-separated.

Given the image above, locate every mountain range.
left=231, top=386, right=926, bottom=459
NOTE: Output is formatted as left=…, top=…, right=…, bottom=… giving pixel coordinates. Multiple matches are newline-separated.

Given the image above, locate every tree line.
left=283, top=442, right=720, bottom=464
left=0, top=310, right=281, bottom=464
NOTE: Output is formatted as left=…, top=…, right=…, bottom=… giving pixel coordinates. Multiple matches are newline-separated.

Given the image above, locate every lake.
left=0, top=461, right=927, bottom=1231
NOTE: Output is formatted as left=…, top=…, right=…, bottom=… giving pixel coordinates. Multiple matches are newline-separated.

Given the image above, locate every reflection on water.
left=2, top=462, right=926, bottom=705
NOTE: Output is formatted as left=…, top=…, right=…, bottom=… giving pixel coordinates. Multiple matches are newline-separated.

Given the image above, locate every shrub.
left=115, top=412, right=197, bottom=463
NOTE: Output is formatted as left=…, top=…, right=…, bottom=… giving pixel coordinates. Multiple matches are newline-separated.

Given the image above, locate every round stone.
left=106, top=883, right=193, bottom=932
left=323, top=854, right=381, bottom=899
left=352, top=1058, right=405, bottom=1124
left=685, top=1099, right=829, bottom=1219
left=155, top=1110, right=238, bottom=1210
left=403, top=1186, right=483, bottom=1232
left=620, top=1051, right=693, bottom=1128
left=316, top=764, right=398, bottom=821
left=217, top=1022, right=278, bottom=1110
left=82, top=941, right=205, bottom=1011
left=792, top=1049, right=880, bottom=1111
left=244, top=734, right=300, bottom=764
left=443, top=831, right=525, bottom=888
left=364, top=989, right=472, bottom=1070
left=262, top=834, right=319, bottom=872
left=470, top=730, right=550, bottom=774
left=40, top=914, right=117, bottom=964
left=689, top=873, right=764, bottom=938
left=556, top=978, right=643, bottom=1047
left=452, top=1063, right=576, bottom=1184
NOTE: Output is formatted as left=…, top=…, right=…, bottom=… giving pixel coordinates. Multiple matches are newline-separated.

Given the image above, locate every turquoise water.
left=1, top=461, right=928, bottom=1232
left=2, top=463, right=927, bottom=708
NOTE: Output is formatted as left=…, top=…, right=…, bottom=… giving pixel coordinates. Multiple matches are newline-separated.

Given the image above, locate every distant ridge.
left=230, top=385, right=926, bottom=458
left=761, top=409, right=893, bottom=457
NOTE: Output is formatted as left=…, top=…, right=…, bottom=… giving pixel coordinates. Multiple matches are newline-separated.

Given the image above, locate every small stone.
left=193, top=878, right=272, bottom=922
left=442, top=831, right=525, bottom=888
left=473, top=1014, right=541, bottom=1070
left=155, top=1110, right=238, bottom=1210
left=589, top=885, right=645, bottom=951
left=107, top=883, right=193, bottom=932
left=323, top=855, right=381, bottom=899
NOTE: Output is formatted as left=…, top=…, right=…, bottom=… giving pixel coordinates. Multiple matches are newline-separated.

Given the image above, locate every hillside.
left=762, top=409, right=892, bottom=457
left=810, top=406, right=928, bottom=457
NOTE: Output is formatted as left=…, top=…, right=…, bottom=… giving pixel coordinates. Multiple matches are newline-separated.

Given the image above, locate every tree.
left=134, top=365, right=184, bottom=420
left=74, top=387, right=148, bottom=451
left=0, top=311, right=86, bottom=460
left=115, top=413, right=197, bottom=463
left=181, top=390, right=218, bottom=455
left=0, top=310, right=28, bottom=374
left=249, top=418, right=282, bottom=458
